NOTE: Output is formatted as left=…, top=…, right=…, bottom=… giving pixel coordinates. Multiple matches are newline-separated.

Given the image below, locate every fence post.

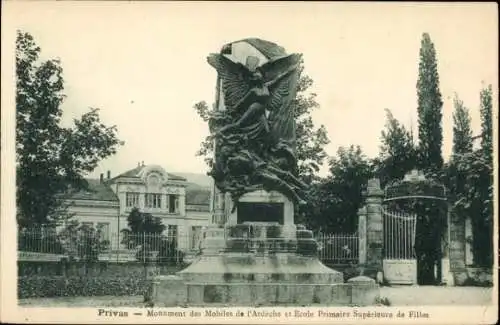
left=358, top=206, right=367, bottom=265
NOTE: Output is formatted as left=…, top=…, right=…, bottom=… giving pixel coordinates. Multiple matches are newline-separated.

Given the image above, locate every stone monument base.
left=146, top=223, right=380, bottom=307
left=151, top=274, right=378, bottom=307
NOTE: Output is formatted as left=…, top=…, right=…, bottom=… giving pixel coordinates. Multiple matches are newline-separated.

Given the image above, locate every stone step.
left=151, top=276, right=379, bottom=307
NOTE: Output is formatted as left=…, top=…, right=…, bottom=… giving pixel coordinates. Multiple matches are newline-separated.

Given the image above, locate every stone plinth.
left=149, top=252, right=380, bottom=307
left=177, top=254, right=343, bottom=284
left=151, top=281, right=379, bottom=307
left=147, top=223, right=380, bottom=307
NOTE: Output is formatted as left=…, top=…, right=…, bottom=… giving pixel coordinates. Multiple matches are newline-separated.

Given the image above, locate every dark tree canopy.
left=122, top=207, right=166, bottom=236
left=374, top=109, right=417, bottom=187
left=16, top=31, right=122, bottom=228
left=301, top=145, right=373, bottom=233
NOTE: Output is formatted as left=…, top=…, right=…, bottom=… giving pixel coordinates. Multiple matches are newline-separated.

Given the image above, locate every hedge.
left=18, top=275, right=148, bottom=298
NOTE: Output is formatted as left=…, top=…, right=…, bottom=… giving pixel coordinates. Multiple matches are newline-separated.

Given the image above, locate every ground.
left=379, top=285, right=493, bottom=306
left=18, top=286, right=493, bottom=307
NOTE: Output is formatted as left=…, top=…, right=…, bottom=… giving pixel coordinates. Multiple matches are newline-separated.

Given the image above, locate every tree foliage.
left=120, top=208, right=167, bottom=264
left=194, top=61, right=329, bottom=183
left=121, top=208, right=166, bottom=248
left=444, top=86, right=494, bottom=267
left=302, top=145, right=373, bottom=233
left=416, top=33, right=443, bottom=175
left=452, top=95, right=473, bottom=156
left=444, top=95, right=473, bottom=217
left=58, top=220, right=110, bottom=272
left=374, top=109, right=417, bottom=187
left=16, top=31, right=122, bottom=228
left=479, top=85, right=494, bottom=220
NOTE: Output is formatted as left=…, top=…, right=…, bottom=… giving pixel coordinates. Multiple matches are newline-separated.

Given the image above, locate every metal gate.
left=382, top=209, right=418, bottom=284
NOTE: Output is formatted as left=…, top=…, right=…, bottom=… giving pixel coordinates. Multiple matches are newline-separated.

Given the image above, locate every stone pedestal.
left=149, top=247, right=380, bottom=306
left=147, top=215, right=380, bottom=306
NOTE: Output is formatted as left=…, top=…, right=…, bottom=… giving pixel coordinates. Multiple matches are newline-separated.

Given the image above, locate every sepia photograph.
left=1, top=1, right=498, bottom=324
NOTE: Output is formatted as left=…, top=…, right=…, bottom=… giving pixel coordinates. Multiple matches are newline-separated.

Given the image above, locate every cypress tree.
left=416, top=33, right=443, bottom=175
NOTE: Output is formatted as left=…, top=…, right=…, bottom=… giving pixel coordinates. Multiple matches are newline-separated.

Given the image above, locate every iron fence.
left=17, top=230, right=191, bottom=265
left=317, top=233, right=359, bottom=265
left=18, top=229, right=359, bottom=265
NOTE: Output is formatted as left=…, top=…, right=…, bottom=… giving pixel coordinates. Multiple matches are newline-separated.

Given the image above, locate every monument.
left=147, top=38, right=379, bottom=306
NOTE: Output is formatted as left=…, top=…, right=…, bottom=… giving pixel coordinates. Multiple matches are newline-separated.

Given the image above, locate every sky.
left=4, top=1, right=498, bottom=179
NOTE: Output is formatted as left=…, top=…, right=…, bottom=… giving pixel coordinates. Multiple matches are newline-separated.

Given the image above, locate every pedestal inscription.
left=237, top=202, right=284, bottom=224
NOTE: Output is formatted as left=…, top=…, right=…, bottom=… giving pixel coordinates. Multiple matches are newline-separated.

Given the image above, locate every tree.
left=416, top=33, right=444, bottom=175
left=480, top=84, right=493, bottom=164
left=446, top=86, right=494, bottom=267
left=194, top=61, right=329, bottom=183
left=58, top=220, right=110, bottom=274
left=473, top=84, right=494, bottom=266
left=121, top=208, right=166, bottom=247
left=16, top=31, right=122, bottom=229
left=302, top=145, right=373, bottom=233
left=120, top=208, right=166, bottom=263
left=452, top=95, right=473, bottom=156
left=445, top=95, right=473, bottom=210
left=374, top=109, right=417, bottom=187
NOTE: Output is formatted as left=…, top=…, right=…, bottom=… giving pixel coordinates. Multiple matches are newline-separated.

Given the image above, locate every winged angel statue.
left=207, top=46, right=307, bottom=208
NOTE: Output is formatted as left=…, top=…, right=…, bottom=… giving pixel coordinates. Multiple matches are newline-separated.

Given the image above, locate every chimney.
left=137, top=162, right=140, bottom=167
left=107, top=170, right=111, bottom=180
left=141, top=161, right=145, bottom=166
left=100, top=173, right=104, bottom=183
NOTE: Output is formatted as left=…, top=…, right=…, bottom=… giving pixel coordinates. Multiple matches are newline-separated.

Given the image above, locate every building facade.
left=64, top=164, right=213, bottom=252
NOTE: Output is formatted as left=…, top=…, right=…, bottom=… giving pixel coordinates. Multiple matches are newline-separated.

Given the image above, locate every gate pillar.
left=358, top=206, right=367, bottom=265
left=365, top=178, right=384, bottom=279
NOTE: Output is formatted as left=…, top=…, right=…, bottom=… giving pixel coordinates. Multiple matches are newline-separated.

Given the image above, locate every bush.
left=18, top=275, right=147, bottom=298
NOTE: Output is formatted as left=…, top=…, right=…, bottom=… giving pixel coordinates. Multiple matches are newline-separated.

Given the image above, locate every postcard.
left=1, top=1, right=498, bottom=324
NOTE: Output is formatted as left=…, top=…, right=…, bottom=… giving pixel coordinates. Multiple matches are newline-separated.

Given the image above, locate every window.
left=168, top=194, right=179, bottom=213
left=97, top=222, right=110, bottom=241
left=145, top=193, right=162, bottom=208
left=126, top=192, right=140, bottom=207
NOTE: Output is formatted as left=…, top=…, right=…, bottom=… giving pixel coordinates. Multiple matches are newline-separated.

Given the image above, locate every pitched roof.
left=68, top=179, right=119, bottom=202
left=111, top=165, right=186, bottom=181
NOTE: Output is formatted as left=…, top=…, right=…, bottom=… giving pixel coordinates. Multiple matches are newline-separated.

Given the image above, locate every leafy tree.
left=416, top=33, right=444, bottom=175
left=452, top=95, right=474, bottom=156
left=302, top=145, right=373, bottom=233
left=444, top=95, right=473, bottom=214
left=58, top=220, right=110, bottom=274
left=16, top=31, right=122, bottom=229
left=446, top=86, right=494, bottom=267
left=194, top=61, right=329, bottom=183
left=480, top=84, right=493, bottom=165
left=120, top=208, right=166, bottom=264
left=121, top=208, right=165, bottom=247
left=473, top=85, right=494, bottom=266
left=374, top=109, right=417, bottom=187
